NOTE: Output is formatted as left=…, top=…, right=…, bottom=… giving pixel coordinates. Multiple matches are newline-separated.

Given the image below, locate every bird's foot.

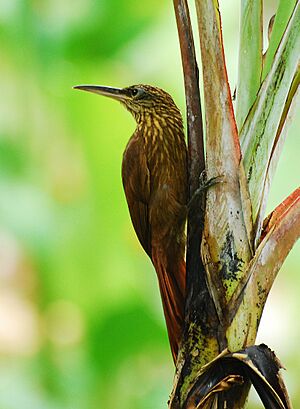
left=188, top=170, right=224, bottom=213
left=197, top=170, right=224, bottom=193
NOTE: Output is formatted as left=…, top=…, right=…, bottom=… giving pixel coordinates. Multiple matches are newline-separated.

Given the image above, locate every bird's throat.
left=135, top=113, right=185, bottom=173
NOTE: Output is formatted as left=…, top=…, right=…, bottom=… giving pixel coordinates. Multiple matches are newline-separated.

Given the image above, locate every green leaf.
left=236, top=0, right=263, bottom=131
left=262, top=0, right=297, bottom=81
left=253, top=72, right=300, bottom=246
left=240, top=2, right=300, bottom=244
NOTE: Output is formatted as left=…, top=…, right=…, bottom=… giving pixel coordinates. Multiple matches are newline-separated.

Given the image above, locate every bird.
left=74, top=84, right=188, bottom=362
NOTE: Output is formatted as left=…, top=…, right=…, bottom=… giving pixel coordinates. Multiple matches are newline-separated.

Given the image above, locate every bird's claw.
left=198, top=172, right=224, bottom=192
left=188, top=171, right=224, bottom=213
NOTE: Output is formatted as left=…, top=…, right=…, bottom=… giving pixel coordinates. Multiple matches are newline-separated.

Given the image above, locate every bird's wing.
left=122, top=135, right=151, bottom=257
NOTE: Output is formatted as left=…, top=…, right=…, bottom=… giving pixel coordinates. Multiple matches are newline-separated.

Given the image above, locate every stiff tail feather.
left=152, top=250, right=186, bottom=362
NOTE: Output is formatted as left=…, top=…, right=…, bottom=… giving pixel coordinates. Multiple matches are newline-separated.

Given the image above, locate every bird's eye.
left=130, top=88, right=146, bottom=99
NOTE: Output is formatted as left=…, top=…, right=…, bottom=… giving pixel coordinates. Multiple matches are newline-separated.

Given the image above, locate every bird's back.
left=122, top=120, right=187, bottom=362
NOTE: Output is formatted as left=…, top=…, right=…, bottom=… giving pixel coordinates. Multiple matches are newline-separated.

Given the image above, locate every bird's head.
left=74, top=84, right=182, bottom=124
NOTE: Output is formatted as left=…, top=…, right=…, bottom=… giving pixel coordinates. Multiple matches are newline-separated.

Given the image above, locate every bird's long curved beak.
left=73, top=85, right=129, bottom=101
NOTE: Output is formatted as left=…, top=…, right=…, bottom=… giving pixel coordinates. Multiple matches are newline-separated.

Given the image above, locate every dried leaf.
left=195, top=0, right=253, bottom=318
left=228, top=188, right=300, bottom=349
left=184, top=345, right=291, bottom=409
left=261, top=187, right=300, bottom=241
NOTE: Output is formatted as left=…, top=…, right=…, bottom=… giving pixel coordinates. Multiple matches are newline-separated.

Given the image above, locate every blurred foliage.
left=0, top=1, right=298, bottom=408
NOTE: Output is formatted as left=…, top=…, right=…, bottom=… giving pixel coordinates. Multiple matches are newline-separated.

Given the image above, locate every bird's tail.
left=152, top=249, right=186, bottom=362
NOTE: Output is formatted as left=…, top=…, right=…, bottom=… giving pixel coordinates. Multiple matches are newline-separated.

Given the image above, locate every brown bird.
left=74, top=84, right=188, bottom=362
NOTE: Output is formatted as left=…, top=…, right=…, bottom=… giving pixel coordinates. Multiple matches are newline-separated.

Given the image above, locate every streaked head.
left=73, top=84, right=182, bottom=123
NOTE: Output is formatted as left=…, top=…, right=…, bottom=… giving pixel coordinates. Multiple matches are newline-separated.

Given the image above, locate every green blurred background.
left=0, top=0, right=299, bottom=408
